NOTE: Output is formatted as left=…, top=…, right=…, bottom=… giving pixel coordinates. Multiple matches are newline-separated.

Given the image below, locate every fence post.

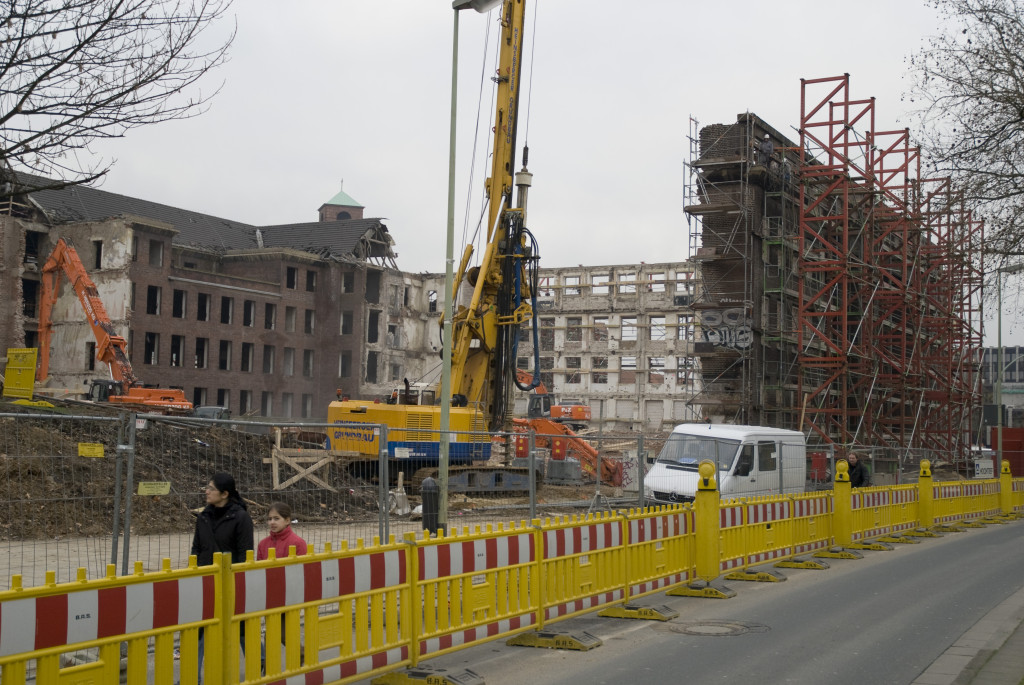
left=216, top=552, right=234, bottom=685
left=918, top=459, right=934, bottom=529
left=379, top=423, right=389, bottom=541
left=528, top=430, right=537, bottom=521
left=110, top=415, right=127, bottom=567
left=694, top=460, right=721, bottom=583
left=532, top=518, right=546, bottom=631
left=1000, top=460, right=1014, bottom=515
left=833, top=459, right=853, bottom=547
left=404, top=532, right=421, bottom=667
left=637, top=434, right=645, bottom=511
left=120, top=413, right=138, bottom=576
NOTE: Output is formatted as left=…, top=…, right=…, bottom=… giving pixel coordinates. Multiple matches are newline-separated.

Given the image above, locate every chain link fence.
left=0, top=408, right=981, bottom=590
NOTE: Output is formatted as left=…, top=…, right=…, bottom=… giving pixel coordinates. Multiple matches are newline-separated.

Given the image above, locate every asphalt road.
left=389, top=521, right=1024, bottom=685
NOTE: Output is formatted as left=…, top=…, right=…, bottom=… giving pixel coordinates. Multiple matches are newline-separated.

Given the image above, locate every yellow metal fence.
left=0, top=463, right=1020, bottom=684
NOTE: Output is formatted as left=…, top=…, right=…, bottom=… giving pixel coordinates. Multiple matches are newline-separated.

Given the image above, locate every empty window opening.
left=220, top=297, right=233, bottom=325
left=218, top=340, right=232, bottom=371
left=144, top=332, right=159, bottom=365
left=146, top=286, right=161, bottom=316
left=171, top=335, right=185, bottom=367
left=172, top=290, right=186, bottom=318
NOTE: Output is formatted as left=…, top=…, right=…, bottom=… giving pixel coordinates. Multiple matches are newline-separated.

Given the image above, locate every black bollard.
left=421, top=476, right=439, bottom=534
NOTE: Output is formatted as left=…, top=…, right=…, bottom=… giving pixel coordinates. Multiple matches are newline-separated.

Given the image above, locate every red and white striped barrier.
left=629, top=511, right=691, bottom=544
left=853, top=491, right=888, bottom=509
left=545, top=591, right=624, bottom=621
left=0, top=575, right=215, bottom=656
left=419, top=613, right=536, bottom=655
left=792, top=496, right=832, bottom=518
left=720, top=504, right=743, bottom=529
left=236, top=550, right=406, bottom=615
left=418, top=533, right=534, bottom=581
left=312, top=645, right=410, bottom=684
left=543, top=521, right=620, bottom=559
left=746, top=500, right=790, bottom=524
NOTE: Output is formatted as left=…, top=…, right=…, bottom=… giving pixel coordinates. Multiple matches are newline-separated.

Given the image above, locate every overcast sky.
left=83, top=1, right=1022, bottom=345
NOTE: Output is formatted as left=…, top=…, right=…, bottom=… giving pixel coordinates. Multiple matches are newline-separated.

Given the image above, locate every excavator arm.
left=37, top=238, right=137, bottom=386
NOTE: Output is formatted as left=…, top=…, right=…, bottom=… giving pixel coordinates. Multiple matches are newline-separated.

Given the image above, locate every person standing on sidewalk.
left=257, top=502, right=308, bottom=669
left=256, top=502, right=306, bottom=561
left=191, top=472, right=254, bottom=682
left=847, top=452, right=871, bottom=488
left=192, top=472, right=254, bottom=565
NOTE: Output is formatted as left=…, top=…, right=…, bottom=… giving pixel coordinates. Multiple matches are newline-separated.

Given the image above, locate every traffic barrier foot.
left=932, top=524, right=966, bottom=533
left=959, top=520, right=988, bottom=528
left=847, top=540, right=897, bottom=548
left=813, top=547, right=864, bottom=560
left=506, top=630, right=602, bottom=651
left=666, top=580, right=737, bottom=599
left=372, top=666, right=485, bottom=685
left=775, top=556, right=830, bottom=570
left=597, top=603, right=680, bottom=621
left=724, top=567, right=786, bottom=583
left=904, top=528, right=942, bottom=538
left=876, top=534, right=920, bottom=544
left=983, top=511, right=1015, bottom=524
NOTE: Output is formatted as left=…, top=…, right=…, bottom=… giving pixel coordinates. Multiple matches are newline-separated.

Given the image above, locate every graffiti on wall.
left=700, top=308, right=753, bottom=349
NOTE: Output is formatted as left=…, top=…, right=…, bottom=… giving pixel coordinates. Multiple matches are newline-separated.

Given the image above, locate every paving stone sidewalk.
left=912, top=584, right=1024, bottom=685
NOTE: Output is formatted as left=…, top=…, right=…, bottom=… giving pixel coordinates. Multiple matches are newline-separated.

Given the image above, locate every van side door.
left=757, top=440, right=780, bottom=495
left=727, top=444, right=760, bottom=497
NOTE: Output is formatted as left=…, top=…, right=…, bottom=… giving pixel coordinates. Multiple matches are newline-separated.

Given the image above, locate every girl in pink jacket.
left=257, top=502, right=308, bottom=560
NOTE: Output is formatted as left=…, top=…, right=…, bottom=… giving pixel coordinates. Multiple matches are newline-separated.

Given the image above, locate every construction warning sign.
left=2, top=348, right=38, bottom=400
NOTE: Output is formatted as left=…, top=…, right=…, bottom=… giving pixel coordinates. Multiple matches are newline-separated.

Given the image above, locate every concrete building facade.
left=512, top=261, right=702, bottom=432
left=1, top=176, right=424, bottom=418
left=2, top=177, right=702, bottom=429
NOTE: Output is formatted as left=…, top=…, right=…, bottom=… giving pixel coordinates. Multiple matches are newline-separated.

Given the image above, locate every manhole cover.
left=658, top=620, right=770, bottom=637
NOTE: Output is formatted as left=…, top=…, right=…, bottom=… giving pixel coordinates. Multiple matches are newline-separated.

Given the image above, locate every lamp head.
left=453, top=0, right=501, bottom=11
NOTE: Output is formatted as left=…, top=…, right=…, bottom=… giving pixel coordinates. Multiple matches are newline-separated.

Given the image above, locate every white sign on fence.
left=974, top=459, right=995, bottom=479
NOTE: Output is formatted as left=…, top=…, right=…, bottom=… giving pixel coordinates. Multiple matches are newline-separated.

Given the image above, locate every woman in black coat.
left=192, top=471, right=254, bottom=565
left=192, top=472, right=254, bottom=681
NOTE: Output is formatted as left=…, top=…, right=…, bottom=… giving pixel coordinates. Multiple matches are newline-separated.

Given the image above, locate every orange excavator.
left=518, top=368, right=591, bottom=431
left=36, top=238, right=193, bottom=414
left=514, top=369, right=622, bottom=485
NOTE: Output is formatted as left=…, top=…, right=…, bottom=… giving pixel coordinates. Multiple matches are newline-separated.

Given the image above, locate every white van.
left=644, top=424, right=807, bottom=504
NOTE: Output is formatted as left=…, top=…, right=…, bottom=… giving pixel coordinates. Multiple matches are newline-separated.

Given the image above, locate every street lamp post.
left=439, top=0, right=501, bottom=533
left=996, top=263, right=1024, bottom=472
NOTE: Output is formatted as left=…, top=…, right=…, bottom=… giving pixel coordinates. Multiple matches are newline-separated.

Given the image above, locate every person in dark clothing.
left=192, top=472, right=254, bottom=682
left=192, top=471, right=254, bottom=565
left=847, top=452, right=871, bottom=488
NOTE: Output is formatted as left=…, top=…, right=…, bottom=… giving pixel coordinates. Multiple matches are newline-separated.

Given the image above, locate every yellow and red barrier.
left=789, top=493, right=833, bottom=556
left=622, top=506, right=696, bottom=598
left=540, top=513, right=625, bottom=622
left=411, top=522, right=537, bottom=662
left=0, top=465, right=1021, bottom=685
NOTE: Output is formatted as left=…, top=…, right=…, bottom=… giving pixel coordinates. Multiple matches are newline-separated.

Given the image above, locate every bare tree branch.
left=908, top=0, right=1024, bottom=265
left=0, top=0, right=234, bottom=195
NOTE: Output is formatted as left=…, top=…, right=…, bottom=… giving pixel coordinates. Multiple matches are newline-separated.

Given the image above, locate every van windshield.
left=656, top=435, right=740, bottom=471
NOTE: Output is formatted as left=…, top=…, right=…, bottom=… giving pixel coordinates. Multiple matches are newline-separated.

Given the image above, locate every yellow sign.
left=3, top=348, right=38, bottom=399
left=78, top=442, right=105, bottom=458
left=138, top=482, right=171, bottom=496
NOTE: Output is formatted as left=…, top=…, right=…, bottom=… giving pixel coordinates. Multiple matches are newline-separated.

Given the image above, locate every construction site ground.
left=0, top=401, right=658, bottom=586
left=0, top=401, right=973, bottom=588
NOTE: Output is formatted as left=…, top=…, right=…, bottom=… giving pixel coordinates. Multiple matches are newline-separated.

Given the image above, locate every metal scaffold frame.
left=684, top=115, right=759, bottom=423
left=797, top=74, right=983, bottom=463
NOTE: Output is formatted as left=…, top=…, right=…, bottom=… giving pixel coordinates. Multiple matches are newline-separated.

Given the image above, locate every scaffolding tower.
left=685, top=75, right=983, bottom=464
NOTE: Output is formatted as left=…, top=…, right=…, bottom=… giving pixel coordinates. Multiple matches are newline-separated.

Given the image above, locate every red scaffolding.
left=797, top=74, right=983, bottom=461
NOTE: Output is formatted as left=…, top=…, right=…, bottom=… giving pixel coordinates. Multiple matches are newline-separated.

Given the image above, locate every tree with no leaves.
left=0, top=0, right=234, bottom=197
left=908, top=0, right=1024, bottom=263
